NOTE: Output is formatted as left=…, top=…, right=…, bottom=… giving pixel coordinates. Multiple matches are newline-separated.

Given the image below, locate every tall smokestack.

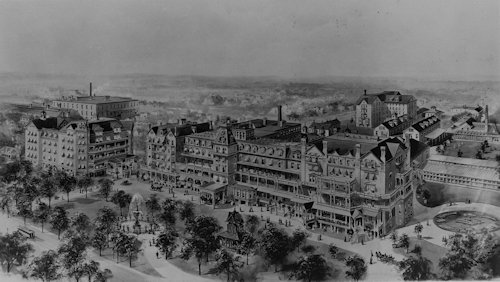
left=90, top=82, right=92, bottom=97
left=278, top=105, right=283, bottom=121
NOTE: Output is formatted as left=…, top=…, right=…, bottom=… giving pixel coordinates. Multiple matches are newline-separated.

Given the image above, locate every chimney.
left=278, top=105, right=283, bottom=121
left=279, top=120, right=285, bottom=128
left=90, top=82, right=92, bottom=97
left=148, top=123, right=152, bottom=131
left=209, top=121, right=214, bottom=130
left=191, top=126, right=197, bottom=134
left=355, top=144, right=360, bottom=159
left=181, top=118, right=187, bottom=125
left=380, top=146, right=386, bottom=163
left=364, top=89, right=367, bottom=95
left=322, top=140, right=328, bottom=155
left=42, top=111, right=47, bottom=120
left=105, top=95, right=110, bottom=101
left=263, top=117, right=267, bottom=126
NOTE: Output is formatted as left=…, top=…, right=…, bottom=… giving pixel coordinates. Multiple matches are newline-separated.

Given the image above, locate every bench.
left=18, top=227, right=35, bottom=239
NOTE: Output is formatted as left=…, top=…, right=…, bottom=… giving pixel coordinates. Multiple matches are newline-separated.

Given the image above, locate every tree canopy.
left=0, top=232, right=34, bottom=273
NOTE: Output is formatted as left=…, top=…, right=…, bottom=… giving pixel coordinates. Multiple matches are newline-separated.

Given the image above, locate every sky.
left=0, top=0, right=499, bottom=79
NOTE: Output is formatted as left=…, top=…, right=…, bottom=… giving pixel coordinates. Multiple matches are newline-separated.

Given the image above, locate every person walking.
left=156, top=252, right=159, bottom=259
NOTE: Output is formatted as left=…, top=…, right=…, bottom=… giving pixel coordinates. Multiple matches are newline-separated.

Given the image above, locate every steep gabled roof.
left=31, top=117, right=69, bottom=130
left=409, top=138, right=429, bottom=161
left=411, top=115, right=440, bottom=132
left=370, top=137, right=406, bottom=161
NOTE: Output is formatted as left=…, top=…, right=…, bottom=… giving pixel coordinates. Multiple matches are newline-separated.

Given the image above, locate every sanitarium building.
left=144, top=97, right=429, bottom=238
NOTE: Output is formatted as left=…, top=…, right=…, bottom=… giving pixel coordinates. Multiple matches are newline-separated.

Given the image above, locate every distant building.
left=25, top=116, right=132, bottom=176
left=306, top=119, right=341, bottom=137
left=51, top=84, right=138, bottom=120
left=356, top=90, right=417, bottom=128
left=451, top=105, right=483, bottom=118
left=0, top=146, right=20, bottom=162
left=423, top=154, right=500, bottom=190
left=422, top=106, right=444, bottom=119
left=374, top=116, right=411, bottom=139
left=404, top=115, right=441, bottom=143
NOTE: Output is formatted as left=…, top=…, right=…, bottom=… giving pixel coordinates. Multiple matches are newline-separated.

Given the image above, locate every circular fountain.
left=121, top=193, right=150, bottom=234
left=434, top=209, right=500, bottom=234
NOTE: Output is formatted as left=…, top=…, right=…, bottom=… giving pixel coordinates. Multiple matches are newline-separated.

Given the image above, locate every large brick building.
left=52, top=84, right=138, bottom=120
left=143, top=119, right=424, bottom=237
left=25, top=115, right=133, bottom=176
left=356, top=90, right=417, bottom=129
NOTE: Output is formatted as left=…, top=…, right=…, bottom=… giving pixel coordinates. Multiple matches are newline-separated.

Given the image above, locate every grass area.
left=90, top=245, right=163, bottom=278
left=392, top=236, right=447, bottom=275
left=441, top=140, right=500, bottom=161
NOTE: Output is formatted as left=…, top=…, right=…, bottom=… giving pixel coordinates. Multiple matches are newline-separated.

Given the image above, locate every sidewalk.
left=230, top=205, right=404, bottom=281
left=139, top=233, right=215, bottom=282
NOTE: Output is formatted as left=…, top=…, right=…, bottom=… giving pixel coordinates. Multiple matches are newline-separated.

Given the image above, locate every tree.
left=0, top=192, right=13, bottom=217
left=145, top=194, right=161, bottom=218
left=178, top=200, right=195, bottom=223
left=94, top=268, right=113, bottom=282
left=98, top=178, right=114, bottom=202
left=291, top=254, right=330, bottom=282
left=92, top=229, right=107, bottom=256
left=58, top=231, right=89, bottom=274
left=111, top=190, right=132, bottom=216
left=0, top=232, right=34, bottom=273
left=55, top=170, right=77, bottom=202
left=95, top=206, right=118, bottom=238
left=399, top=233, right=410, bottom=253
left=301, top=245, right=316, bottom=254
left=181, top=215, right=222, bottom=275
left=39, top=171, right=58, bottom=208
left=422, top=190, right=431, bottom=203
left=27, top=250, right=62, bottom=282
left=50, top=206, right=70, bottom=239
left=328, top=244, right=339, bottom=259
left=181, top=236, right=206, bottom=275
left=114, top=232, right=140, bottom=267
left=390, top=231, right=399, bottom=245
left=68, top=262, right=87, bottom=282
left=82, top=259, right=100, bottom=282
left=345, top=255, right=367, bottom=282
left=33, top=202, right=51, bottom=232
left=1, top=160, right=33, bottom=184
left=258, top=226, right=292, bottom=272
left=439, top=231, right=497, bottom=280
left=244, top=214, right=260, bottom=234
left=71, top=212, right=93, bottom=234
left=156, top=228, right=179, bottom=259
left=476, top=150, right=483, bottom=159
left=291, top=229, right=310, bottom=252
left=414, top=223, right=423, bottom=239
left=77, top=175, right=94, bottom=199
left=399, top=255, right=433, bottom=280
left=214, top=249, right=243, bottom=282
left=160, top=199, right=177, bottom=228
left=17, top=196, right=33, bottom=226
left=238, top=232, right=256, bottom=265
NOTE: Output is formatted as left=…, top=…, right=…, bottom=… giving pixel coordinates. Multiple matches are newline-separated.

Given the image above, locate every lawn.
left=392, top=236, right=447, bottom=275
left=442, top=140, right=500, bottom=161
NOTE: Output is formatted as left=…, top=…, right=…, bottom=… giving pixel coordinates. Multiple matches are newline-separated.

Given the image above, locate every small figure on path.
left=156, top=252, right=159, bottom=259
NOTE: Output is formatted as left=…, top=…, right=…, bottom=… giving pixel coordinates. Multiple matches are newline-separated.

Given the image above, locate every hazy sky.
left=0, top=0, right=499, bottom=79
